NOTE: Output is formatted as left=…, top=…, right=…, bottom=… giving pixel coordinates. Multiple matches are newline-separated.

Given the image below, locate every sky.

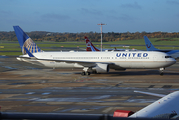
left=0, top=0, right=179, bottom=33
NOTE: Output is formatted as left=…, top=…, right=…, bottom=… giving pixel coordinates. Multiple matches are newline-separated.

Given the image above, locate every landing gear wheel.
left=81, top=72, right=86, bottom=76
left=159, top=68, right=165, bottom=76
left=87, top=72, right=90, bottom=75
left=81, top=72, right=91, bottom=76
left=160, top=72, right=163, bottom=76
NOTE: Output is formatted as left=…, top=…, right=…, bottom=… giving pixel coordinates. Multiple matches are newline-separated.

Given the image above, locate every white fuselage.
left=17, top=51, right=176, bottom=70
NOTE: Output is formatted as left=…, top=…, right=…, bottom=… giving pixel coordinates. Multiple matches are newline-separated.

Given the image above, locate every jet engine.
left=92, top=63, right=109, bottom=73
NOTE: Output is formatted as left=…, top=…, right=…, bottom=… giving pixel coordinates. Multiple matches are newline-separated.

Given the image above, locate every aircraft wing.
left=134, top=91, right=165, bottom=97
left=38, top=58, right=115, bottom=67
left=167, top=50, right=179, bottom=59
left=130, top=91, right=179, bottom=118
left=18, top=56, right=116, bottom=68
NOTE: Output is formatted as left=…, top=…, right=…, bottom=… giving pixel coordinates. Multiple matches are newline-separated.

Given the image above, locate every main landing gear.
left=81, top=71, right=90, bottom=76
left=159, top=68, right=165, bottom=75
left=81, top=67, right=91, bottom=76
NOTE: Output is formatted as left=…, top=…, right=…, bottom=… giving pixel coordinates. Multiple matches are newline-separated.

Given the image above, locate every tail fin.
left=13, top=26, right=43, bottom=55
left=24, top=47, right=35, bottom=57
left=85, top=36, right=100, bottom=51
left=144, top=36, right=159, bottom=51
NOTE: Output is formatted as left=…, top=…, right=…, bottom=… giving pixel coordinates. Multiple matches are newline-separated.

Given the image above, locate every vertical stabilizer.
left=85, top=36, right=100, bottom=51
left=144, top=36, right=159, bottom=51
left=13, top=26, right=43, bottom=55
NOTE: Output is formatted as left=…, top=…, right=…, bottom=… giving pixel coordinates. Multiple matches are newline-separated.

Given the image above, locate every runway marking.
left=91, top=95, right=112, bottom=99
left=42, top=92, right=51, bottom=95
left=148, top=88, right=165, bottom=90
left=102, top=107, right=113, bottom=113
left=29, top=98, right=39, bottom=101
left=30, top=95, right=112, bottom=102
left=126, top=99, right=156, bottom=103
left=35, top=98, right=87, bottom=102
left=26, top=92, right=35, bottom=95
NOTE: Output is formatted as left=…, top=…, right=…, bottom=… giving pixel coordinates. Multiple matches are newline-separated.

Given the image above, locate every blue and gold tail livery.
left=13, top=26, right=43, bottom=55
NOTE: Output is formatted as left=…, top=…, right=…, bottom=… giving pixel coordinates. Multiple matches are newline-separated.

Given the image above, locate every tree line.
left=0, top=31, right=179, bottom=42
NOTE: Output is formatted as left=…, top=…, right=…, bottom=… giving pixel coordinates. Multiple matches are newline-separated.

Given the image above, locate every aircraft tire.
left=87, top=72, right=90, bottom=75
left=81, top=72, right=86, bottom=76
left=160, top=72, right=163, bottom=76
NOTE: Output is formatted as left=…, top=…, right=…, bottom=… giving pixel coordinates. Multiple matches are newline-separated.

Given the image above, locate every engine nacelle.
left=93, top=64, right=109, bottom=73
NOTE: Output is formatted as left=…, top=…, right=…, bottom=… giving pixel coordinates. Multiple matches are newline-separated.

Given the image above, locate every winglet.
left=144, top=36, right=159, bottom=51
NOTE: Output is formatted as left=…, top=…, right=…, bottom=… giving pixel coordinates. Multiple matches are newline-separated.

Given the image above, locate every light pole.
left=97, top=23, right=106, bottom=51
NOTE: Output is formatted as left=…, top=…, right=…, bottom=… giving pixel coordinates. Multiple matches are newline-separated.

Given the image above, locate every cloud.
left=41, top=13, right=70, bottom=21
left=80, top=8, right=103, bottom=16
left=166, top=0, right=179, bottom=5
left=107, top=14, right=133, bottom=21
left=120, top=2, right=142, bottom=9
left=0, top=10, right=13, bottom=17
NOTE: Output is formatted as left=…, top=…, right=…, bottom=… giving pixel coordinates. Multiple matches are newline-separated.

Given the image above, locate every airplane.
left=85, top=36, right=126, bottom=52
left=14, top=26, right=176, bottom=76
left=128, top=90, right=179, bottom=118
left=144, top=36, right=179, bottom=59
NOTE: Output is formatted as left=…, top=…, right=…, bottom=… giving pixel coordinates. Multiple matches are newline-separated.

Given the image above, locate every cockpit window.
left=165, top=56, right=172, bottom=58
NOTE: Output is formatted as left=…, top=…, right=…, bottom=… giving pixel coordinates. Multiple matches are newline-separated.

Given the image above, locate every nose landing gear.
left=159, top=68, right=165, bottom=75
left=81, top=67, right=91, bottom=76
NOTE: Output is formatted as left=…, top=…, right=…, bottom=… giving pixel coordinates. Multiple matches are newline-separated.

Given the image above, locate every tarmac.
left=0, top=56, right=179, bottom=114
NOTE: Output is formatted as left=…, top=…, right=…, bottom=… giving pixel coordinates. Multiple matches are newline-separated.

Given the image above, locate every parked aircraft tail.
left=13, top=26, right=43, bottom=55
left=85, top=36, right=100, bottom=51
left=144, top=36, right=159, bottom=51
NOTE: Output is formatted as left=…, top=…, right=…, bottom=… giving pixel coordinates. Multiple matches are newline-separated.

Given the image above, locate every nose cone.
left=171, top=58, right=176, bottom=64
left=167, top=58, right=176, bottom=67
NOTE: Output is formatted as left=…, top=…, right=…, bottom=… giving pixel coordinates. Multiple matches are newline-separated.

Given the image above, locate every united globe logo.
left=22, top=38, right=43, bottom=54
